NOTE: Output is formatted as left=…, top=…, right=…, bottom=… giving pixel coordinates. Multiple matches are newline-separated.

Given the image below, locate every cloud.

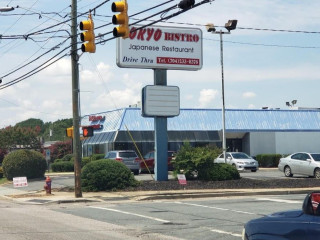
left=198, top=89, right=219, bottom=108
left=80, top=62, right=113, bottom=85
left=243, top=92, right=256, bottom=98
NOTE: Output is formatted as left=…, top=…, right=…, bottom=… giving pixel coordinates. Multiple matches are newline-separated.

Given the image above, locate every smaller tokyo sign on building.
left=116, top=25, right=203, bottom=71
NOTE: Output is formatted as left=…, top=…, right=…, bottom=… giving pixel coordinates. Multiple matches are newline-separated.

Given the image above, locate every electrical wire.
left=0, top=0, right=111, bottom=81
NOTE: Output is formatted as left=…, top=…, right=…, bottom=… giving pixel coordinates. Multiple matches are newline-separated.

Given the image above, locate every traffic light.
left=79, top=13, right=96, bottom=53
left=178, top=0, right=195, bottom=10
left=82, top=126, right=94, bottom=137
left=66, top=127, right=74, bottom=138
left=111, top=0, right=129, bottom=38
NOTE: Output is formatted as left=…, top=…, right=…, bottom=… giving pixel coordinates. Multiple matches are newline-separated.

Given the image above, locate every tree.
left=0, top=126, right=41, bottom=151
left=48, top=140, right=72, bottom=161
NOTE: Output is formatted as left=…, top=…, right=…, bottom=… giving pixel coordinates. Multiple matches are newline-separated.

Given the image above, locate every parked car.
left=140, top=151, right=176, bottom=172
left=214, top=152, right=259, bottom=172
left=278, top=152, right=320, bottom=179
left=105, top=150, right=140, bottom=175
left=242, top=191, right=320, bottom=240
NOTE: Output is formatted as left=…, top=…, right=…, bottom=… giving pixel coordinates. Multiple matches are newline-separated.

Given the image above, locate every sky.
left=0, top=0, right=320, bottom=128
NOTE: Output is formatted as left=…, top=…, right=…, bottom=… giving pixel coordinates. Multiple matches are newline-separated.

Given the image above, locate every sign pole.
left=154, top=69, right=168, bottom=181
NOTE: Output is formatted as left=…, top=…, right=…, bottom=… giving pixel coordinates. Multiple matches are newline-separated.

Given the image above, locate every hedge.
left=51, top=161, right=74, bottom=172
left=255, top=154, right=282, bottom=167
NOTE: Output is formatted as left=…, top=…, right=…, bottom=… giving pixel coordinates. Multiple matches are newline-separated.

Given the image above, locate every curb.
left=6, top=188, right=318, bottom=205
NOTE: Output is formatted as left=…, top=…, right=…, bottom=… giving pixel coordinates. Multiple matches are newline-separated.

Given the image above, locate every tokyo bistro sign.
left=116, top=25, right=203, bottom=71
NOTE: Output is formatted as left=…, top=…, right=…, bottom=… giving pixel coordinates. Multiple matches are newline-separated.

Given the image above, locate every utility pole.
left=71, top=0, right=82, bottom=198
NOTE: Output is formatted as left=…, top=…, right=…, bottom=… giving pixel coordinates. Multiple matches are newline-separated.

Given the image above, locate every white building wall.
left=248, top=131, right=320, bottom=156
left=275, top=132, right=320, bottom=155
left=249, top=132, right=276, bottom=156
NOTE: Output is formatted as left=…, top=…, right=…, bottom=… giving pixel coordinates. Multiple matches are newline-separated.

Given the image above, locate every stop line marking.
left=255, top=198, right=301, bottom=204
left=173, top=201, right=256, bottom=215
left=89, top=206, right=171, bottom=223
left=210, top=229, right=242, bottom=238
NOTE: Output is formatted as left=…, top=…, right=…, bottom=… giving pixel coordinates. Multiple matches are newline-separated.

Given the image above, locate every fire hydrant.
left=44, top=176, right=52, bottom=195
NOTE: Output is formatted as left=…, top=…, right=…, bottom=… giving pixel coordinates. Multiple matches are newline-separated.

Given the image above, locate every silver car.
left=214, top=152, right=259, bottom=172
left=278, top=152, right=320, bottom=179
left=105, top=150, right=141, bottom=175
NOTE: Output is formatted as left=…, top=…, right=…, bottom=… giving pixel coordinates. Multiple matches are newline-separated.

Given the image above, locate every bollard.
left=44, top=176, right=52, bottom=194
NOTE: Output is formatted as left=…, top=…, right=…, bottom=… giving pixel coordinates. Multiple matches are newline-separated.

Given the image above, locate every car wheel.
left=133, top=170, right=140, bottom=175
left=284, top=166, right=293, bottom=177
left=314, top=168, right=320, bottom=179
left=232, top=164, right=236, bottom=168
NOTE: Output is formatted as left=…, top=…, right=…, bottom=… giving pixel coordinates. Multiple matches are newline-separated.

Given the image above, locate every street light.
left=286, top=100, right=297, bottom=107
left=0, top=6, right=14, bottom=12
left=206, top=20, right=237, bottom=163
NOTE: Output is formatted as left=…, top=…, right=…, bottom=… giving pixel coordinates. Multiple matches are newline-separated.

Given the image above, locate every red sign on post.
left=177, top=174, right=187, bottom=185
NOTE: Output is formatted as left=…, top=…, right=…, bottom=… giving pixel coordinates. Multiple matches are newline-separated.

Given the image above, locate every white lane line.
left=256, top=198, right=301, bottom=204
left=173, top=202, right=256, bottom=215
left=210, top=229, right=242, bottom=238
left=89, top=206, right=171, bottom=223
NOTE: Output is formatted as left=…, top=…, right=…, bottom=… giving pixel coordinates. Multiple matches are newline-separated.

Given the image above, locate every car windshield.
left=231, top=153, right=250, bottom=159
left=311, top=154, right=320, bottom=161
left=168, top=152, right=175, bottom=157
left=119, top=152, right=137, bottom=158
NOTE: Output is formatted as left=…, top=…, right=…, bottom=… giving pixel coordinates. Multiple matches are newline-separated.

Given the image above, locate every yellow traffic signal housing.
left=82, top=126, right=94, bottom=137
left=79, top=14, right=96, bottom=53
left=66, top=127, right=74, bottom=138
left=111, top=0, right=129, bottom=38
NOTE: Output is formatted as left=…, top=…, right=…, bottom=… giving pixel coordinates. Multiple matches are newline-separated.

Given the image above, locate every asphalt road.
left=49, top=193, right=306, bottom=240
left=0, top=191, right=307, bottom=240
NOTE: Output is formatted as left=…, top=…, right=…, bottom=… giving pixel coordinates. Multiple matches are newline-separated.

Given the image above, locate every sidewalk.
left=2, top=185, right=319, bottom=205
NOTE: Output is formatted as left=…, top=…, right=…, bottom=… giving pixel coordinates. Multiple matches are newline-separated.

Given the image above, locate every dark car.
left=105, top=150, right=140, bottom=175
left=242, top=191, right=320, bottom=240
left=140, top=151, right=176, bottom=172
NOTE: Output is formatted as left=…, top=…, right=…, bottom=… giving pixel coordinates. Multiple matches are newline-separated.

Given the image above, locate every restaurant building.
left=81, top=108, right=320, bottom=157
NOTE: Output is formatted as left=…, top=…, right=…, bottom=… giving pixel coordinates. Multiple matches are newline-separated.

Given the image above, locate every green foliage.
left=15, top=118, right=44, bottom=133
left=82, top=157, right=91, bottom=167
left=200, top=163, right=240, bottom=181
left=172, top=142, right=222, bottom=180
left=256, top=154, right=282, bottom=167
left=81, top=159, right=139, bottom=192
left=42, top=118, right=73, bottom=141
left=81, top=154, right=106, bottom=168
left=51, top=161, right=74, bottom=172
left=61, top=154, right=73, bottom=161
left=91, top=154, right=105, bottom=161
left=0, top=126, right=42, bottom=151
left=2, top=150, right=47, bottom=180
left=0, top=166, right=3, bottom=178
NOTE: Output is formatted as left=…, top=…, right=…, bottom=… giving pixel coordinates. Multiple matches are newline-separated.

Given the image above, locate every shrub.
left=256, top=154, right=282, bottom=167
left=90, top=154, right=105, bottom=161
left=200, top=163, right=240, bottom=181
left=61, top=154, right=73, bottom=162
left=51, top=161, right=74, bottom=172
left=81, top=159, right=139, bottom=191
left=0, top=166, right=3, bottom=178
left=2, top=149, right=47, bottom=180
left=172, top=142, right=223, bottom=180
left=54, top=158, right=63, bottom=163
left=81, top=157, right=91, bottom=167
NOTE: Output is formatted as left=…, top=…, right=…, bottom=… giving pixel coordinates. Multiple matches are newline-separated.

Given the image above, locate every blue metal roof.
left=81, top=108, right=320, bottom=132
